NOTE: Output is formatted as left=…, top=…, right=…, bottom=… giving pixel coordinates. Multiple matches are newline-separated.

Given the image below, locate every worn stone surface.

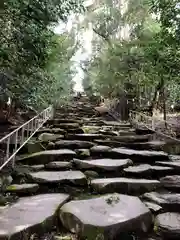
left=45, top=161, right=72, bottom=170
left=160, top=175, right=180, bottom=190
left=37, top=128, right=65, bottom=135
left=90, top=145, right=111, bottom=155
left=28, top=171, right=87, bottom=185
left=25, top=141, right=45, bottom=154
left=155, top=212, right=180, bottom=239
left=38, top=133, right=63, bottom=142
left=102, top=121, right=131, bottom=127
left=84, top=170, right=99, bottom=179
left=75, top=149, right=90, bottom=159
left=66, top=133, right=106, bottom=141
left=142, top=192, right=180, bottom=211
left=91, top=178, right=160, bottom=194
left=54, top=123, right=80, bottom=129
left=55, top=140, right=94, bottom=149
left=111, top=148, right=169, bottom=162
left=143, top=201, right=162, bottom=214
left=18, top=149, right=76, bottom=165
left=124, top=164, right=174, bottom=177
left=0, top=193, right=69, bottom=239
left=60, top=193, right=152, bottom=240
left=73, top=158, right=133, bottom=171
left=155, top=161, right=180, bottom=171
left=112, top=135, right=152, bottom=143
left=6, top=183, right=39, bottom=194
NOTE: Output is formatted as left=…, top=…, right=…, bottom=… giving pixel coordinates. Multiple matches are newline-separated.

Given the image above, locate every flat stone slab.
left=66, top=133, right=106, bottom=141
left=111, top=148, right=169, bottom=162
left=102, top=121, right=131, bottom=127
left=0, top=193, right=69, bottom=239
left=54, top=123, right=80, bottom=129
left=143, top=201, right=162, bottom=214
left=91, top=178, right=160, bottom=194
left=90, top=145, right=112, bottom=154
left=124, top=164, right=174, bottom=177
left=37, top=128, right=65, bottom=134
left=18, top=149, right=76, bottom=165
left=55, top=140, right=94, bottom=149
left=155, top=212, right=180, bottom=239
left=6, top=184, right=39, bottom=194
left=142, top=192, right=180, bottom=211
left=112, top=135, right=151, bottom=143
left=73, top=158, right=133, bottom=171
left=155, top=161, right=180, bottom=171
left=45, top=161, right=72, bottom=170
left=160, top=175, right=180, bottom=190
left=60, top=193, right=152, bottom=239
left=38, top=133, right=63, bottom=142
left=28, top=171, right=87, bottom=185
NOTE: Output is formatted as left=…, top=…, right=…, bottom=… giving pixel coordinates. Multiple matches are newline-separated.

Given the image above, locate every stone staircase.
left=0, top=99, right=180, bottom=240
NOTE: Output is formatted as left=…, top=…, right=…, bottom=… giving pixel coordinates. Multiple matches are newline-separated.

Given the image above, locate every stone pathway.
left=0, top=98, right=180, bottom=240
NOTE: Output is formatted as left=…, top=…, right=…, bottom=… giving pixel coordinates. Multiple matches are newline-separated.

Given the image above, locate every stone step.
left=44, top=161, right=73, bottom=170
left=91, top=177, right=160, bottom=195
left=142, top=192, right=180, bottom=212
left=17, top=149, right=76, bottom=165
left=53, top=140, right=95, bottom=149
left=27, top=170, right=87, bottom=185
left=111, top=148, right=169, bottom=162
left=60, top=193, right=152, bottom=240
left=5, top=183, right=39, bottom=195
left=0, top=193, right=70, bottom=239
left=73, top=158, right=133, bottom=172
left=123, top=164, right=175, bottom=178
left=65, top=133, right=107, bottom=141
left=160, top=175, right=180, bottom=191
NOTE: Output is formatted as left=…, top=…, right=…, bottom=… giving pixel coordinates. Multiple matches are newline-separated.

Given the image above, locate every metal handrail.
left=0, top=106, right=53, bottom=171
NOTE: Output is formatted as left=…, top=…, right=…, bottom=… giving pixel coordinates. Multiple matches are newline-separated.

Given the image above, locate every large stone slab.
left=111, top=148, right=169, bottom=162
left=124, top=164, right=174, bottom=178
left=155, top=161, right=180, bottom=171
left=66, top=133, right=106, bottom=141
left=45, top=161, right=72, bottom=170
left=155, top=212, right=180, bottom=239
left=91, top=178, right=160, bottom=194
left=5, top=184, right=39, bottom=194
left=160, top=175, right=180, bottom=191
left=73, top=158, right=133, bottom=171
left=28, top=171, right=87, bottom=185
left=142, top=192, right=180, bottom=211
left=102, top=121, right=131, bottom=127
left=55, top=140, right=94, bottom=149
left=54, top=123, right=80, bottom=129
left=37, top=127, right=65, bottom=135
left=112, top=135, right=152, bottom=143
left=59, top=193, right=152, bottom=240
left=38, top=133, right=63, bottom=142
left=18, top=149, right=76, bottom=165
left=0, top=193, right=69, bottom=239
left=90, top=145, right=112, bottom=156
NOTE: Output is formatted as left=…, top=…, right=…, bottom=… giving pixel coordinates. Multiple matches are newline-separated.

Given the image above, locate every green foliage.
left=0, top=0, right=84, bottom=110
left=81, top=0, right=180, bottom=107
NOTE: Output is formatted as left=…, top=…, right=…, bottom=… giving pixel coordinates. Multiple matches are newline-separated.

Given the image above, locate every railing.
left=130, top=110, right=180, bottom=142
left=0, top=106, right=53, bottom=171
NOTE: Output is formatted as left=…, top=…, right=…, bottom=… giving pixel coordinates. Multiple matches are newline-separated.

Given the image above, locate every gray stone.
left=24, top=164, right=45, bottom=171
left=124, top=164, right=174, bottom=177
left=38, top=133, right=63, bottom=142
left=59, top=193, right=152, bottom=240
left=91, top=178, right=160, bottom=194
left=102, top=121, right=131, bottom=127
left=6, top=184, right=39, bottom=194
left=55, top=140, right=94, bottom=149
left=45, top=161, right=72, bottom=170
left=67, top=133, right=106, bottom=141
left=28, top=171, right=87, bottom=185
left=26, top=141, right=45, bottom=154
left=75, top=149, right=90, bottom=159
left=0, top=193, right=69, bottom=239
left=73, top=159, right=133, bottom=171
left=143, top=201, right=162, bottom=214
left=0, top=175, right=13, bottom=191
left=111, top=148, right=169, bottom=162
left=155, top=161, right=180, bottom=171
left=37, top=128, right=65, bottom=135
left=142, top=192, right=180, bottom=211
left=84, top=170, right=99, bottom=179
left=112, top=135, right=151, bottom=143
left=155, top=212, right=180, bottom=239
left=90, top=145, right=111, bottom=154
left=54, top=123, right=80, bottom=129
left=18, top=149, right=76, bottom=165
left=160, top=175, right=180, bottom=190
